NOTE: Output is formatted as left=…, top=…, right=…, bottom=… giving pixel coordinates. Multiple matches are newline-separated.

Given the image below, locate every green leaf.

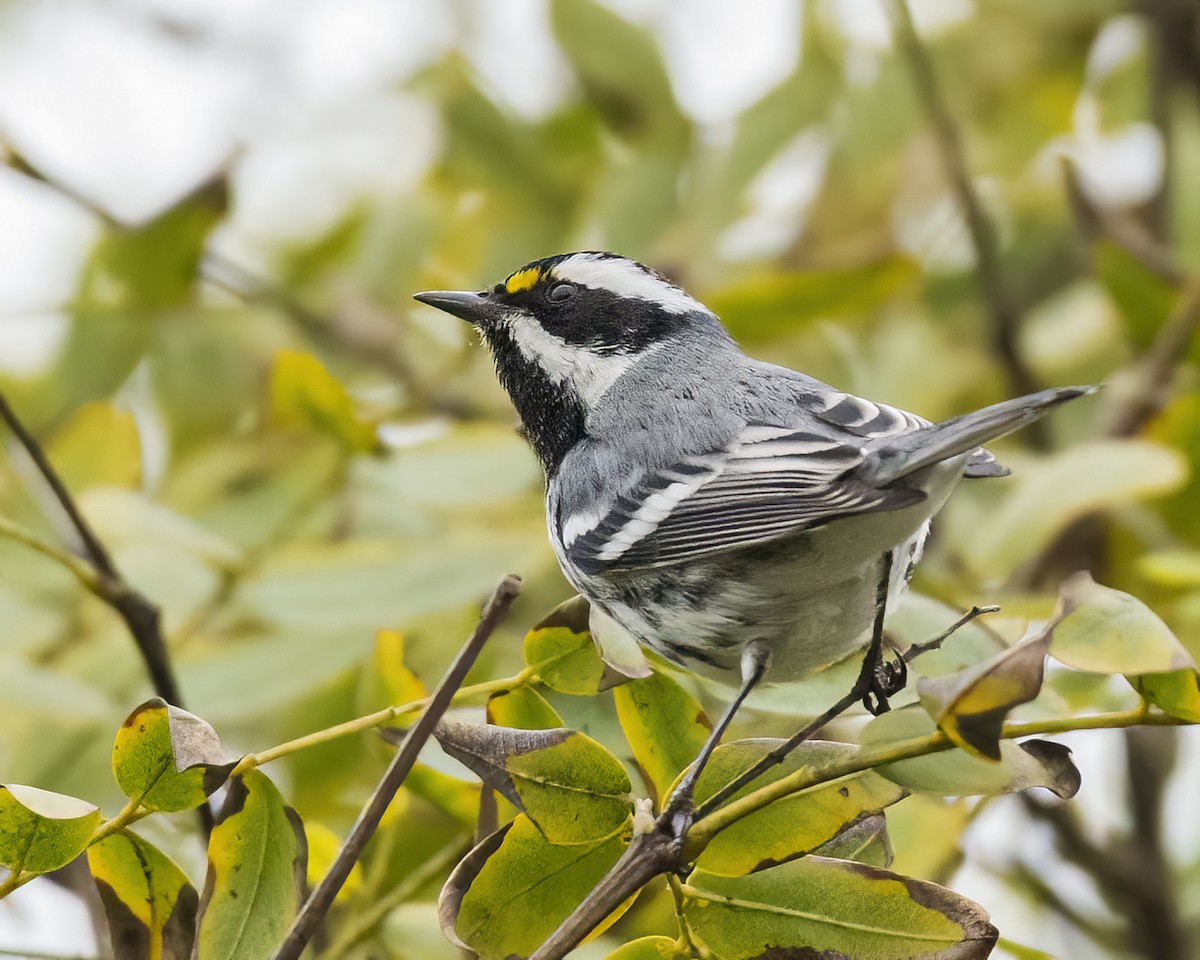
left=87, top=829, right=198, bottom=960
left=441, top=816, right=629, bottom=960
left=1050, top=572, right=1194, bottom=675
left=917, top=631, right=1051, bottom=761
left=811, top=813, right=894, bottom=868
left=523, top=596, right=609, bottom=695
left=863, top=709, right=1081, bottom=799
left=433, top=721, right=632, bottom=843
left=606, top=936, right=691, bottom=960
left=682, top=857, right=997, bottom=959
left=487, top=686, right=564, bottom=730
left=613, top=666, right=710, bottom=802
left=1093, top=240, right=1177, bottom=349
left=692, top=740, right=906, bottom=878
left=269, top=349, right=381, bottom=454
left=707, top=259, right=919, bottom=342
left=0, top=785, right=100, bottom=875
left=405, top=764, right=481, bottom=830
left=1134, top=669, right=1200, bottom=722
left=193, top=770, right=307, bottom=960
left=963, top=441, right=1187, bottom=576
left=112, top=698, right=238, bottom=813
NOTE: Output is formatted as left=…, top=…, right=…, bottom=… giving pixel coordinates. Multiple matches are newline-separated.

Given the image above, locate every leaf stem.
left=685, top=705, right=1170, bottom=856
left=232, top=671, right=532, bottom=776
left=0, top=515, right=100, bottom=591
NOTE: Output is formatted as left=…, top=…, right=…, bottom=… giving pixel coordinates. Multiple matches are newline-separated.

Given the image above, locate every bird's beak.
left=412, top=290, right=502, bottom=326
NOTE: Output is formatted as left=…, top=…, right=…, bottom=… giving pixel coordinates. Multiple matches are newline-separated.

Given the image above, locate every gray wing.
left=564, top=393, right=929, bottom=575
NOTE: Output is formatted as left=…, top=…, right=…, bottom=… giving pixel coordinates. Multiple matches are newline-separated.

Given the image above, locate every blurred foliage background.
left=1, top=0, right=1199, bottom=957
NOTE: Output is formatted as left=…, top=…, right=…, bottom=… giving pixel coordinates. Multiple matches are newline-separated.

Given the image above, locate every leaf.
left=304, top=821, right=362, bottom=902
left=193, top=770, right=307, bottom=960
left=357, top=628, right=427, bottom=727
left=112, top=699, right=238, bottom=813
left=613, top=666, right=710, bottom=802
left=1134, top=669, right=1200, bottom=722
left=811, top=814, right=894, bottom=868
left=682, top=857, right=997, bottom=960
left=606, top=936, right=691, bottom=960
left=1138, top=549, right=1200, bottom=587
left=691, top=740, right=906, bottom=878
left=523, top=596, right=609, bottom=696
left=405, top=764, right=481, bottom=829
left=440, top=816, right=629, bottom=960
left=487, top=686, right=564, bottom=730
left=268, top=349, right=380, bottom=454
left=0, top=785, right=100, bottom=875
left=963, top=441, right=1187, bottom=576
left=917, top=631, right=1051, bottom=761
left=706, top=259, right=919, bottom=342
left=1093, top=240, right=1177, bottom=349
left=863, top=709, right=1081, bottom=800
left=46, top=402, right=142, bottom=491
left=433, top=721, right=631, bottom=843
left=1049, top=572, right=1195, bottom=675
left=88, top=829, right=198, bottom=960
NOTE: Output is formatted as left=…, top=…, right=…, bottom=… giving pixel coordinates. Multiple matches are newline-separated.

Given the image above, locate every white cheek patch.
left=552, top=254, right=704, bottom=315
left=504, top=311, right=642, bottom=406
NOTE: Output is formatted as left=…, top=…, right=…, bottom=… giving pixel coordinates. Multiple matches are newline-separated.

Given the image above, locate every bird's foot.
left=857, top=649, right=907, bottom=716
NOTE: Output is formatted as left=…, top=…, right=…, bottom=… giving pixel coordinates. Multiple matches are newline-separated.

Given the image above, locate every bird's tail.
left=858, top=385, right=1096, bottom=486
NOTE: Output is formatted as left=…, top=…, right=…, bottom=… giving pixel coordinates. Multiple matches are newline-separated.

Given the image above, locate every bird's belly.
left=585, top=509, right=932, bottom=685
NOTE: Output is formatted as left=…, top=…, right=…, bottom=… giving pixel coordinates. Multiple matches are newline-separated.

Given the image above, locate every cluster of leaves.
left=0, top=0, right=1199, bottom=956
left=7, top=564, right=1189, bottom=959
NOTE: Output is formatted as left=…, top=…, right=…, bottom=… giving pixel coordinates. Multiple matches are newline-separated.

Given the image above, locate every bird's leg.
left=658, top=641, right=771, bottom=840
left=853, top=551, right=905, bottom=716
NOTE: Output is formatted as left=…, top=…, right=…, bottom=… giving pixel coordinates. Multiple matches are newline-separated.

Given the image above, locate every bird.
left=415, top=251, right=1090, bottom=818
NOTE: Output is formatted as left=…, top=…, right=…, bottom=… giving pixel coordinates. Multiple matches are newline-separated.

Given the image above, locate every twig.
left=886, top=0, right=1040, bottom=408
left=901, top=604, right=1000, bottom=662
left=0, top=395, right=184, bottom=709
left=1107, top=282, right=1200, bottom=437
left=271, top=574, right=522, bottom=960
left=527, top=828, right=677, bottom=960
left=528, top=703, right=1183, bottom=960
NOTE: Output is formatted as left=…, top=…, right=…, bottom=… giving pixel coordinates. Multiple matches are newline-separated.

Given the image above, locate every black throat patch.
left=481, top=325, right=586, bottom=477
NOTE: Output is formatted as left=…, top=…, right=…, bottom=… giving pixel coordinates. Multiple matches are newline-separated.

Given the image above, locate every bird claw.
left=858, top=652, right=907, bottom=716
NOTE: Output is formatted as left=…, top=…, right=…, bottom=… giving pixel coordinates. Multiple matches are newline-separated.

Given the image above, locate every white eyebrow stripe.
left=552, top=254, right=704, bottom=315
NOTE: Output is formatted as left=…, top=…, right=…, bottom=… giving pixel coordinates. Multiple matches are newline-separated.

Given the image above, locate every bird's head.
left=415, top=251, right=722, bottom=474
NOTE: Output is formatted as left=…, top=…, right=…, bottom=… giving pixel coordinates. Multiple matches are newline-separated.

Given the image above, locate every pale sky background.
left=0, top=0, right=1180, bottom=956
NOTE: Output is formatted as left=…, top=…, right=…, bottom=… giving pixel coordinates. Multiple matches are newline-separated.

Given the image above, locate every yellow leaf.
left=268, top=349, right=379, bottom=453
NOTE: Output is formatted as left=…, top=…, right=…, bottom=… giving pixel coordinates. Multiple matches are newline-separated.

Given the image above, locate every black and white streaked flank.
left=414, top=252, right=1091, bottom=685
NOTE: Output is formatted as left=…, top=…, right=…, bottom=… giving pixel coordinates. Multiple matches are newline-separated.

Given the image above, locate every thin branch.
left=528, top=828, right=677, bottom=960
left=528, top=704, right=1184, bottom=960
left=886, top=0, right=1040, bottom=407
left=271, top=574, right=523, bottom=960
left=0, top=395, right=184, bottom=710
left=0, top=515, right=100, bottom=591
left=1107, top=281, right=1200, bottom=437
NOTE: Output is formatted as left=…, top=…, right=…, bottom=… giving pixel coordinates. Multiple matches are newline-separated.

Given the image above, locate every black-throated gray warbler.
left=415, top=252, right=1089, bottom=812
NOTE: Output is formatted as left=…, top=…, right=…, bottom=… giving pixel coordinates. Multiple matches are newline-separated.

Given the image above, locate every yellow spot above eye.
left=505, top=267, right=542, bottom=294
